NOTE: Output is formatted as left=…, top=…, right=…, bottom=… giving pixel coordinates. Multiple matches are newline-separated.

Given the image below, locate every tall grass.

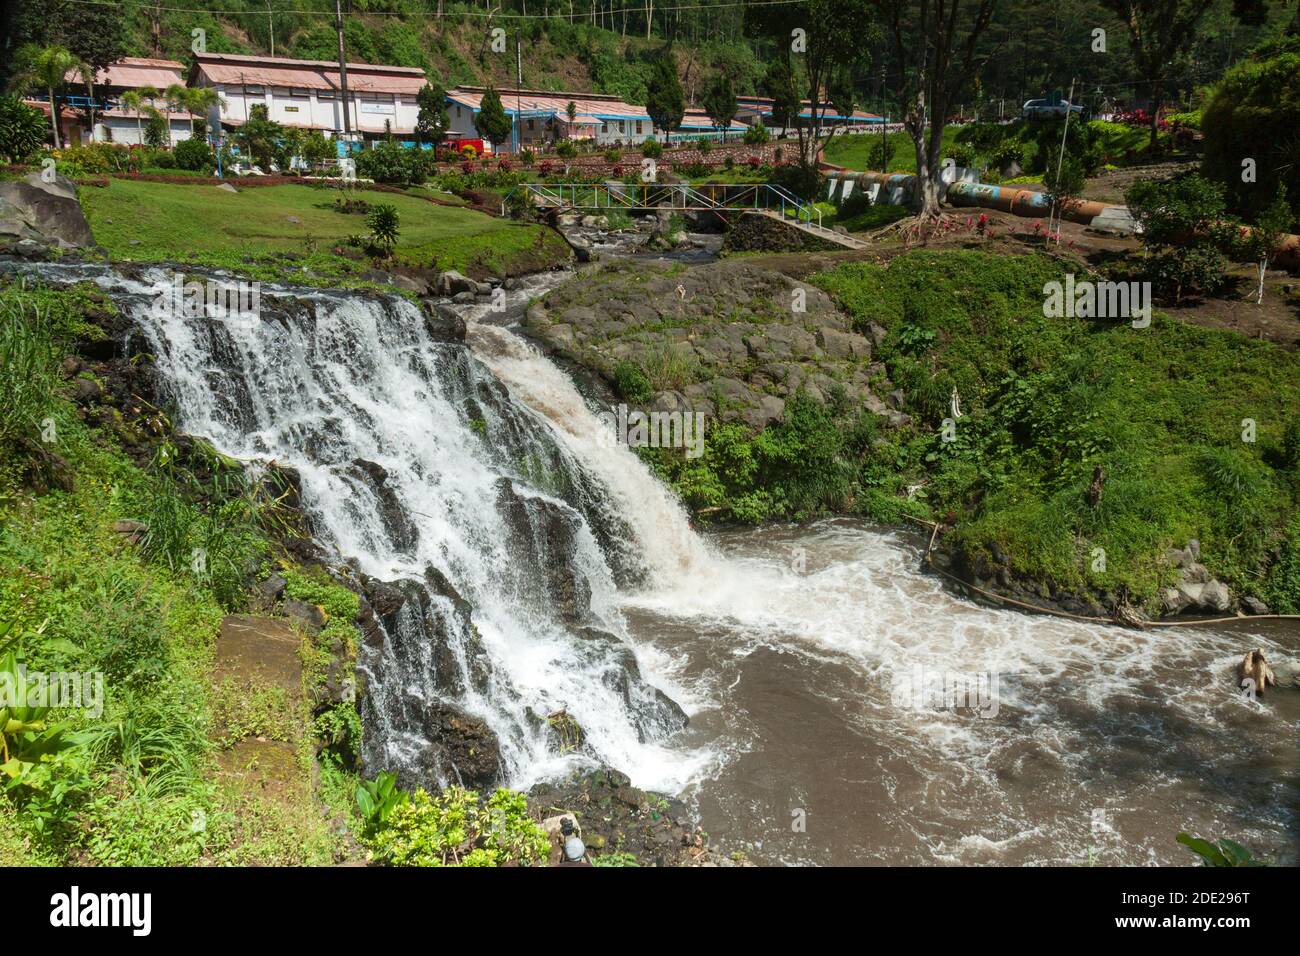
left=0, top=285, right=61, bottom=446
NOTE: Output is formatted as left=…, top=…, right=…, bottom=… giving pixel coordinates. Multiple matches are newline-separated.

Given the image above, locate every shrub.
left=146, top=148, right=175, bottom=169
left=612, top=359, right=653, bottom=403
left=743, top=119, right=769, bottom=145
left=640, top=138, right=663, bottom=159
left=368, top=786, right=549, bottom=867
left=0, top=95, right=47, bottom=163
left=366, top=203, right=400, bottom=253
left=1202, top=49, right=1300, bottom=223
left=946, top=142, right=977, bottom=168
left=603, top=148, right=621, bottom=163
left=990, top=139, right=1025, bottom=171
left=1126, top=173, right=1234, bottom=302
left=172, top=137, right=214, bottom=172
left=519, top=148, right=535, bottom=164
left=770, top=163, right=823, bottom=201
left=355, top=141, right=423, bottom=185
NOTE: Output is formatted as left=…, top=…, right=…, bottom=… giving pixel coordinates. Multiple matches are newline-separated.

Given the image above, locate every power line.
left=57, top=0, right=808, bottom=19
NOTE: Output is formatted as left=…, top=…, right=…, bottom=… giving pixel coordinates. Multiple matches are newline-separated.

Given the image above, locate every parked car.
left=1021, top=99, right=1085, bottom=121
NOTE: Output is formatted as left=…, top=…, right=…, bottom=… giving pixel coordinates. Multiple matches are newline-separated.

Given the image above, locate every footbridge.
left=503, top=181, right=866, bottom=250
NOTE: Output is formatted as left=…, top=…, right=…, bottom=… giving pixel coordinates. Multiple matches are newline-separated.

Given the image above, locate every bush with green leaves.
left=366, top=203, right=400, bottom=253
left=989, top=139, right=1025, bottom=172
left=742, top=119, right=769, bottom=145
left=355, top=770, right=409, bottom=836
left=368, top=786, right=549, bottom=867
left=945, top=142, right=977, bottom=168
left=612, top=359, right=653, bottom=403
left=0, top=95, right=47, bottom=163
left=640, top=138, right=664, bottom=159
left=354, top=140, right=424, bottom=185
left=1125, top=174, right=1236, bottom=302
left=172, top=137, right=214, bottom=172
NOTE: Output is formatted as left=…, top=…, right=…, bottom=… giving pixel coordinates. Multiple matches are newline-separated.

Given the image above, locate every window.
left=244, top=85, right=264, bottom=94
left=456, top=105, right=462, bottom=117
left=602, top=123, right=609, bottom=134
left=527, top=119, right=534, bottom=131
left=636, top=120, right=643, bottom=134
left=618, top=121, right=626, bottom=133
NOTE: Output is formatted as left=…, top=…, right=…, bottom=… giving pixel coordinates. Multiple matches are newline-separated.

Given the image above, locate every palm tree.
left=121, top=85, right=160, bottom=145
left=183, top=86, right=222, bottom=135
left=6, top=44, right=91, bottom=150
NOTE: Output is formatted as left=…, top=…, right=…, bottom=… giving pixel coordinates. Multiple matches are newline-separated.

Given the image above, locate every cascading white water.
left=59, top=264, right=709, bottom=793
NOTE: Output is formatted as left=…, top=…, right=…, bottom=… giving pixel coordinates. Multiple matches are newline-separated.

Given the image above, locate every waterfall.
left=49, top=263, right=703, bottom=793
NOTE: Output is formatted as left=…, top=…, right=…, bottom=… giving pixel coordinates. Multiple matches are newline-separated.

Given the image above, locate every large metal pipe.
left=821, top=166, right=1300, bottom=270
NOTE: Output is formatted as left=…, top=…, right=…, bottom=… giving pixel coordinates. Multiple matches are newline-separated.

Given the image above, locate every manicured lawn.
left=822, top=127, right=957, bottom=172
left=79, top=179, right=569, bottom=280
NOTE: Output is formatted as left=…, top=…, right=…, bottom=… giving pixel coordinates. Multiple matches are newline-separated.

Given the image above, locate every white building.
left=445, top=86, right=748, bottom=151
left=32, top=57, right=195, bottom=146
left=188, top=52, right=427, bottom=148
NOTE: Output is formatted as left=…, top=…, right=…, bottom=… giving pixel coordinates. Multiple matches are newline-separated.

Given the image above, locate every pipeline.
left=821, top=166, right=1300, bottom=270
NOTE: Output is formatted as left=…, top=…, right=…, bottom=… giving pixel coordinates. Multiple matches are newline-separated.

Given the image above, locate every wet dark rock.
left=398, top=699, right=502, bottom=792
left=495, top=477, right=592, bottom=625
left=344, top=458, right=418, bottom=554
left=420, top=300, right=467, bottom=343
left=527, top=768, right=728, bottom=867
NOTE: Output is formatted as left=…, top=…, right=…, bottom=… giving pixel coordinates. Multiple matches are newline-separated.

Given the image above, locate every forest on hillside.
left=2, top=0, right=1295, bottom=113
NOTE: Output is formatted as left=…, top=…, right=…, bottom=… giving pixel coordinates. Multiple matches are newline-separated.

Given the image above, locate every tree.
left=119, top=86, right=160, bottom=146
left=474, top=87, right=513, bottom=149
left=1099, top=0, right=1209, bottom=149
left=645, top=53, right=685, bottom=142
left=702, top=73, right=737, bottom=143
left=415, top=82, right=449, bottom=146
left=6, top=44, right=89, bottom=150
left=1245, top=185, right=1293, bottom=303
left=763, top=60, right=801, bottom=132
left=869, top=0, right=998, bottom=217
left=175, top=85, right=221, bottom=135
left=749, top=0, right=879, bottom=168
left=566, top=100, right=577, bottom=126
left=5, top=0, right=125, bottom=87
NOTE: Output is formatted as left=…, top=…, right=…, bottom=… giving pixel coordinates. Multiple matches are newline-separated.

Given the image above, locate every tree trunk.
left=48, top=88, right=62, bottom=150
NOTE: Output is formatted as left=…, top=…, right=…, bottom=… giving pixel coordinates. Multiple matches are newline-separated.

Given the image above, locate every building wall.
left=212, top=84, right=419, bottom=138
left=92, top=117, right=193, bottom=146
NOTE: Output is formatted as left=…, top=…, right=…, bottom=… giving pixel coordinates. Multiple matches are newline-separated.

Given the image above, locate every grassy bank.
left=79, top=179, right=570, bottom=283
left=649, top=250, right=1300, bottom=613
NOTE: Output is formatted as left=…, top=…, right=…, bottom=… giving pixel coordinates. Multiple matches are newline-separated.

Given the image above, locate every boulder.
left=1198, top=579, right=1232, bottom=613
left=421, top=300, right=467, bottom=343
left=0, top=172, right=94, bottom=248
left=434, top=269, right=479, bottom=296
left=284, top=598, right=328, bottom=636
left=1242, top=595, right=1272, bottom=616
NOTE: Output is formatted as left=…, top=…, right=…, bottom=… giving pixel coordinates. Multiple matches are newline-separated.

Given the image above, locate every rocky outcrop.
left=0, top=172, right=94, bottom=251
left=528, top=767, right=751, bottom=866
left=525, top=259, right=903, bottom=431
left=1158, top=541, right=1238, bottom=616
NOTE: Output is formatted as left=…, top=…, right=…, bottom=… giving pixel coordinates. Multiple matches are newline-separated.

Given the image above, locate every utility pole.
left=515, top=32, right=523, bottom=154
left=335, top=0, right=352, bottom=140
left=267, top=2, right=275, bottom=57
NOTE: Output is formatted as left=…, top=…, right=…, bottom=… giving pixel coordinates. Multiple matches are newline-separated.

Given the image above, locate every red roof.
left=192, top=53, right=425, bottom=96
left=68, top=57, right=185, bottom=90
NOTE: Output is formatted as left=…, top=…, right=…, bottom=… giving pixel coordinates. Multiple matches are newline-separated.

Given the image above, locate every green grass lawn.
left=79, top=179, right=570, bottom=282
left=822, top=128, right=956, bottom=173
